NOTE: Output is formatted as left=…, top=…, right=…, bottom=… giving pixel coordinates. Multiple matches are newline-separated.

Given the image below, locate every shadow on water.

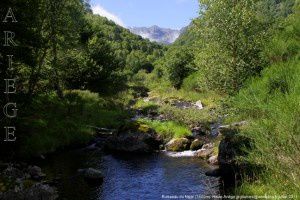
left=39, top=150, right=221, bottom=200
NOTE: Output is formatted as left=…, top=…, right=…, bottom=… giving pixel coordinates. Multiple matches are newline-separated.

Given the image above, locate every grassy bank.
left=230, top=58, right=300, bottom=195
left=18, top=90, right=131, bottom=157
left=138, top=118, right=191, bottom=140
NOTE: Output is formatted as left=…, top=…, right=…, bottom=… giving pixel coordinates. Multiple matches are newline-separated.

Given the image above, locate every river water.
left=40, top=149, right=221, bottom=200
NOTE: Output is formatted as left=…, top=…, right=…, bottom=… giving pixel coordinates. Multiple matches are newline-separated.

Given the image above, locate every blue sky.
left=91, top=0, right=199, bottom=30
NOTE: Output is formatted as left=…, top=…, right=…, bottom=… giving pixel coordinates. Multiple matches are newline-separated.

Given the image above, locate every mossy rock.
left=166, top=138, right=191, bottom=152
left=138, top=124, right=151, bottom=133
left=120, top=121, right=152, bottom=134
left=190, top=139, right=204, bottom=150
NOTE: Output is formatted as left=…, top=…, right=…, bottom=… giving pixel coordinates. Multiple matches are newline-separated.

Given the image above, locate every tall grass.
left=232, top=59, right=300, bottom=195
left=230, top=3, right=300, bottom=194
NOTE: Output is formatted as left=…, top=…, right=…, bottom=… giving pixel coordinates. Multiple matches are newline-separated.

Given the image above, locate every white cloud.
left=92, top=5, right=125, bottom=27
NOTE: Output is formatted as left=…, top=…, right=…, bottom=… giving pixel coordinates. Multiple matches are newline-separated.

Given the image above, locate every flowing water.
left=40, top=149, right=221, bottom=200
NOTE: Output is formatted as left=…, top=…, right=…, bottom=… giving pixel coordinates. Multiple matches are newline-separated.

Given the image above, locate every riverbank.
left=0, top=88, right=230, bottom=199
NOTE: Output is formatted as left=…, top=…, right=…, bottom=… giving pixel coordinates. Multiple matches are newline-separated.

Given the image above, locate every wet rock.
left=28, top=166, right=46, bottom=180
left=78, top=168, right=103, bottom=184
left=85, top=143, right=101, bottom=151
left=195, top=148, right=213, bottom=159
left=208, top=155, right=219, bottom=165
left=190, top=139, right=204, bottom=151
left=0, top=183, right=58, bottom=200
left=195, top=143, right=214, bottom=159
left=165, top=138, right=191, bottom=152
left=25, top=184, right=58, bottom=200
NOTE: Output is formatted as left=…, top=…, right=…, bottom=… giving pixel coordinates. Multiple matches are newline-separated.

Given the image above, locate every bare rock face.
left=165, top=138, right=191, bottom=152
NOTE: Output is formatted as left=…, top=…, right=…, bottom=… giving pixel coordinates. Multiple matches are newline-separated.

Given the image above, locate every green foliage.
left=133, top=99, right=159, bottom=115
left=181, top=71, right=207, bottom=93
left=18, top=90, right=130, bottom=157
left=233, top=59, right=300, bottom=194
left=231, top=2, right=300, bottom=194
left=159, top=104, right=214, bottom=128
left=155, top=46, right=195, bottom=88
left=126, top=50, right=153, bottom=74
left=195, top=0, right=269, bottom=93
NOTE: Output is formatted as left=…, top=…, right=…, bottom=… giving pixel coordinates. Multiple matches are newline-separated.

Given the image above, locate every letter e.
left=4, top=127, right=16, bottom=142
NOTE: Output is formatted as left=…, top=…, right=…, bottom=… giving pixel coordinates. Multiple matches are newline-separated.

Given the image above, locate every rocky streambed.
left=0, top=97, right=246, bottom=199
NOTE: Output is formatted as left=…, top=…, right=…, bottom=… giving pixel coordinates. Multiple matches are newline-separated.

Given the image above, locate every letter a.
left=3, top=8, right=17, bottom=23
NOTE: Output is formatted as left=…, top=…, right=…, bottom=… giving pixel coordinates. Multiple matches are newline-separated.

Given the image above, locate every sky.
left=90, top=0, right=199, bottom=30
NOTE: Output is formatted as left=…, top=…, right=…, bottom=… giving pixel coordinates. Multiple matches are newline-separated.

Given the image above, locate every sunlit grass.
left=138, top=118, right=191, bottom=140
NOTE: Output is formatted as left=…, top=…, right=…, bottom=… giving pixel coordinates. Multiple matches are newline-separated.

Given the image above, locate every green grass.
left=230, top=58, right=300, bottom=195
left=132, top=98, right=160, bottom=114
left=18, top=90, right=130, bottom=157
left=158, top=104, right=215, bottom=128
left=138, top=118, right=192, bottom=140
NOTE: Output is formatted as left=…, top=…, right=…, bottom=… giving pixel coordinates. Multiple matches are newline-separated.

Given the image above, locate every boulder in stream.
left=78, top=168, right=104, bottom=184
left=28, top=166, right=46, bottom=180
left=165, top=138, right=191, bottom=152
left=195, top=143, right=214, bottom=159
left=208, top=155, right=218, bottom=165
left=190, top=139, right=204, bottom=151
left=105, top=122, right=162, bottom=153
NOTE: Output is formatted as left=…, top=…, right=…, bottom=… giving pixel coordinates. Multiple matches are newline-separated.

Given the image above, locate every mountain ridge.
left=129, top=25, right=186, bottom=44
